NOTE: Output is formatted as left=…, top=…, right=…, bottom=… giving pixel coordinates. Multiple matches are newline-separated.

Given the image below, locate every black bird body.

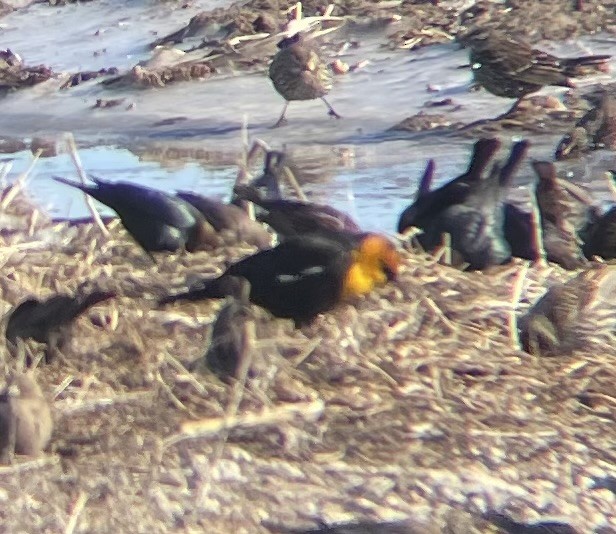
left=460, top=28, right=611, bottom=99
left=503, top=203, right=537, bottom=261
left=162, top=235, right=351, bottom=325
left=54, top=176, right=207, bottom=253
left=398, top=138, right=529, bottom=270
left=235, top=184, right=362, bottom=239
left=256, top=198, right=362, bottom=238
left=234, top=149, right=362, bottom=239
left=269, top=33, right=340, bottom=126
left=398, top=138, right=502, bottom=235
left=160, top=233, right=400, bottom=326
left=583, top=205, right=616, bottom=260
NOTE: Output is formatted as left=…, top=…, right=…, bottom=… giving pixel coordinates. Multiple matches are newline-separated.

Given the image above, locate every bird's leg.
left=271, top=102, right=289, bottom=128
left=321, top=97, right=342, bottom=119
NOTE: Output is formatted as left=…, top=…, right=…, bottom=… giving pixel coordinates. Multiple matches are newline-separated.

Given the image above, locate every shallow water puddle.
left=4, top=140, right=614, bottom=235
left=0, top=1, right=614, bottom=232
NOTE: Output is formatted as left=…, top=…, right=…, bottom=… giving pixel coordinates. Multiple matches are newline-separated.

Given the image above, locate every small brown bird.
left=5, top=290, right=115, bottom=363
left=0, top=372, right=53, bottom=462
left=459, top=27, right=610, bottom=103
left=269, top=32, right=341, bottom=127
left=532, top=161, right=600, bottom=268
left=202, top=278, right=253, bottom=381
left=519, top=266, right=616, bottom=356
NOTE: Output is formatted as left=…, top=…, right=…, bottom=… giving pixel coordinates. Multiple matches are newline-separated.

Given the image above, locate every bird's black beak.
left=384, top=265, right=397, bottom=281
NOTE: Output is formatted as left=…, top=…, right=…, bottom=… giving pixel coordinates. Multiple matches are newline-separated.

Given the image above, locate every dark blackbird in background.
left=398, top=137, right=502, bottom=235
left=235, top=183, right=362, bottom=239
left=582, top=205, right=616, bottom=260
left=5, top=290, right=115, bottom=363
left=54, top=176, right=210, bottom=254
left=399, top=139, right=529, bottom=270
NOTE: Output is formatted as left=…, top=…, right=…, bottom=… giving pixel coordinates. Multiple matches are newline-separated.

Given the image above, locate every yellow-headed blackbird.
left=176, top=191, right=272, bottom=248
left=160, top=232, right=399, bottom=326
left=459, top=27, right=611, bottom=101
left=0, top=372, right=53, bottom=461
left=54, top=176, right=210, bottom=254
left=5, top=290, right=115, bottom=363
left=269, top=33, right=340, bottom=127
left=532, top=161, right=599, bottom=268
left=398, top=137, right=502, bottom=234
left=556, top=93, right=616, bottom=160
left=399, top=139, right=529, bottom=269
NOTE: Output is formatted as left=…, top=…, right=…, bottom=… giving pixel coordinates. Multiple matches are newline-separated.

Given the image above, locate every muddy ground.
left=0, top=1, right=616, bottom=533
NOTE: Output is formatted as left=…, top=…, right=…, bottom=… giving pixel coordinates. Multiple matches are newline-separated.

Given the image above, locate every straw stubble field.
left=1, top=177, right=616, bottom=533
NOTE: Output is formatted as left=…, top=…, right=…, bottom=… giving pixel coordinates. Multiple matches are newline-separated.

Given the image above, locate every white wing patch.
left=276, top=265, right=325, bottom=284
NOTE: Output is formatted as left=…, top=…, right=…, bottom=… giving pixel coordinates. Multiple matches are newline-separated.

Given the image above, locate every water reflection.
left=5, top=141, right=614, bottom=236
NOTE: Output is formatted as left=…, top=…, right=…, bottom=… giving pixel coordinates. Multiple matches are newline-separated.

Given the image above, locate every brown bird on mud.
left=159, top=232, right=400, bottom=327
left=459, top=27, right=611, bottom=105
left=398, top=138, right=529, bottom=270
left=5, top=290, right=115, bottom=364
left=0, top=372, right=53, bottom=462
left=269, top=32, right=340, bottom=127
left=54, top=176, right=211, bottom=255
left=532, top=161, right=600, bottom=269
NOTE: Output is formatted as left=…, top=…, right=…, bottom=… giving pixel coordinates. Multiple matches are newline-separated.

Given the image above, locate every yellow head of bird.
left=343, top=234, right=400, bottom=298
